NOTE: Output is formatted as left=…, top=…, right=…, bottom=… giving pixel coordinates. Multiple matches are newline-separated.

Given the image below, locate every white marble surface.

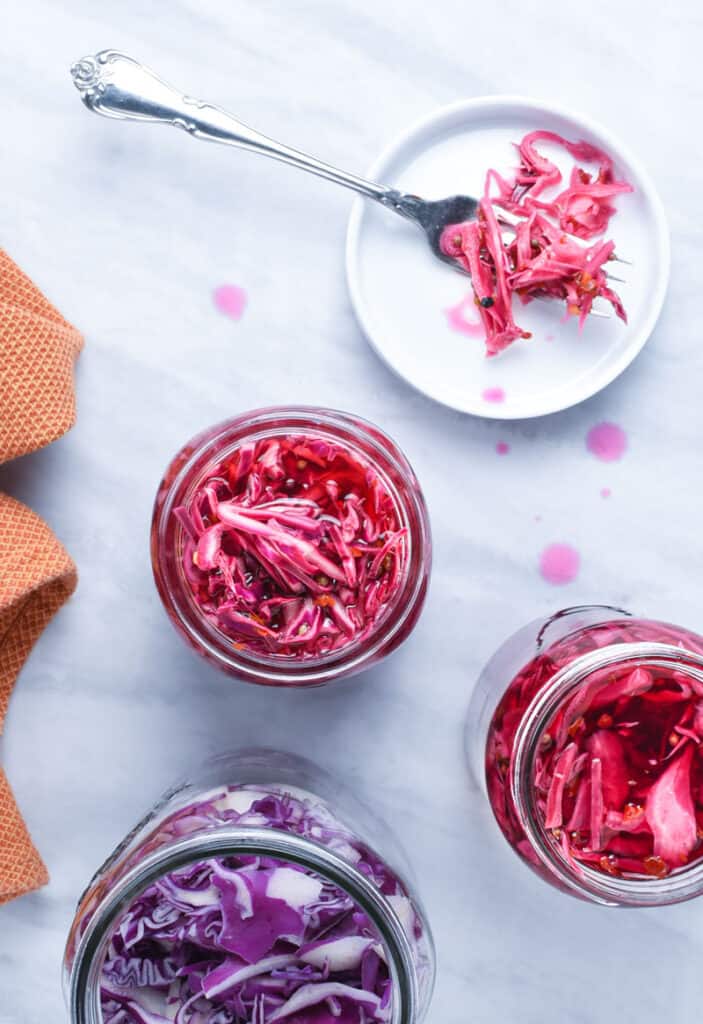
left=1, top=1, right=703, bottom=1021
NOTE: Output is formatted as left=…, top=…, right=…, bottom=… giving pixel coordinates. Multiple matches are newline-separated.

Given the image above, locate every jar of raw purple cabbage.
left=64, top=749, right=435, bottom=1024
left=151, top=407, right=431, bottom=687
left=467, top=606, right=703, bottom=906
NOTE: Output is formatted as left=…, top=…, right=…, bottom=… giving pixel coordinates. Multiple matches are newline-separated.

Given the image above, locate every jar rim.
left=151, top=406, right=431, bottom=686
left=68, top=826, right=425, bottom=1024
left=509, top=641, right=703, bottom=907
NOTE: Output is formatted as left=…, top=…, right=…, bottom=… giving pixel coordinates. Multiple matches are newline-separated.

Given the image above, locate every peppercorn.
left=643, top=855, right=668, bottom=878
left=480, top=296, right=495, bottom=308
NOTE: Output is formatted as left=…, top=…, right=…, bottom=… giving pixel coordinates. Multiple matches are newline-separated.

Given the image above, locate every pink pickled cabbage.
left=486, top=617, right=703, bottom=882
left=99, top=786, right=425, bottom=1024
left=175, top=434, right=407, bottom=658
left=441, top=130, right=633, bottom=356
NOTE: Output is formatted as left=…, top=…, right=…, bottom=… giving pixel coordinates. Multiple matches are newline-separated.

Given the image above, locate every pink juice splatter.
left=601, top=487, right=612, bottom=499
left=213, top=284, right=248, bottom=320
left=539, top=543, right=580, bottom=585
left=444, top=295, right=483, bottom=337
left=586, top=422, right=627, bottom=462
left=496, top=441, right=510, bottom=455
left=482, top=387, right=505, bottom=404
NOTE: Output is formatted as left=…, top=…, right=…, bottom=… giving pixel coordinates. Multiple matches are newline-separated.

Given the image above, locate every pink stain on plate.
left=213, top=284, right=248, bottom=320
left=482, top=387, right=506, bottom=404
left=586, top=422, right=627, bottom=462
left=539, top=543, right=580, bottom=585
left=601, top=487, right=612, bottom=499
left=496, top=441, right=510, bottom=455
left=444, top=295, right=483, bottom=337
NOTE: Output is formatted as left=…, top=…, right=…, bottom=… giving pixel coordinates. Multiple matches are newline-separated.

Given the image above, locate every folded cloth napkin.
left=0, top=248, right=82, bottom=903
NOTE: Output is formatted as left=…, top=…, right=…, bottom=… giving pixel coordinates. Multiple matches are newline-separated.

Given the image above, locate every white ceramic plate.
left=346, top=97, right=669, bottom=419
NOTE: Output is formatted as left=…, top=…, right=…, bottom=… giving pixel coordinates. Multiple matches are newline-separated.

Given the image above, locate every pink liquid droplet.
left=496, top=441, right=510, bottom=455
left=482, top=387, right=506, bottom=404
left=213, top=284, right=248, bottom=320
left=586, top=422, right=627, bottom=462
left=444, top=295, right=483, bottom=337
left=539, top=543, right=580, bottom=585
left=545, top=333, right=555, bottom=342
left=601, top=487, right=612, bottom=499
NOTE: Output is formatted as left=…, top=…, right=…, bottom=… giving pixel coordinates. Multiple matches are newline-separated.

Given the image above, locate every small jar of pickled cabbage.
left=64, top=749, right=435, bottom=1024
left=151, top=407, right=431, bottom=687
left=468, top=605, right=703, bottom=906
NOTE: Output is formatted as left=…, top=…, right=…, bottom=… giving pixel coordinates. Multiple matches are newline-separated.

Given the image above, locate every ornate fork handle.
left=70, top=50, right=413, bottom=213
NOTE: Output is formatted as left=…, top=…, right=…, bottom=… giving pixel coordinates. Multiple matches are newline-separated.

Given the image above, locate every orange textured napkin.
left=0, top=247, right=82, bottom=904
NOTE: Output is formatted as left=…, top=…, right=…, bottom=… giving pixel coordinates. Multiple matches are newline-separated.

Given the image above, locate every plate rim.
left=345, top=94, right=670, bottom=419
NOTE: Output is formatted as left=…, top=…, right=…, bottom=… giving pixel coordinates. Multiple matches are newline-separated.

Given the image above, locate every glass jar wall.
left=65, top=749, right=435, bottom=1024
left=151, top=407, right=431, bottom=687
left=468, top=606, right=703, bottom=906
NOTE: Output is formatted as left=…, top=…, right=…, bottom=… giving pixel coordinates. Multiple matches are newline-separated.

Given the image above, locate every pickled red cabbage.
left=486, top=618, right=703, bottom=881
left=99, top=786, right=422, bottom=1024
left=441, top=130, right=632, bottom=356
left=175, top=434, right=407, bottom=658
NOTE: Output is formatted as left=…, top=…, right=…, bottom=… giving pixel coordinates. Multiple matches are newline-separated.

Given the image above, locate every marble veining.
left=1, top=1, right=702, bottom=1021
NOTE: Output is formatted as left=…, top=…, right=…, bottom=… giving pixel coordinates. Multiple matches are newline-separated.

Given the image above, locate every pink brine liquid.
left=213, top=284, right=248, bottom=320
left=444, top=295, right=484, bottom=337
left=481, top=387, right=505, bottom=404
left=586, top=422, right=627, bottom=462
left=486, top=617, right=703, bottom=884
left=539, top=543, right=580, bottom=585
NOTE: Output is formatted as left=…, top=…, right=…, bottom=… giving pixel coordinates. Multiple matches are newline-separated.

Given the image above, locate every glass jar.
left=151, top=407, right=431, bottom=687
left=468, top=605, right=703, bottom=906
left=64, top=749, right=435, bottom=1024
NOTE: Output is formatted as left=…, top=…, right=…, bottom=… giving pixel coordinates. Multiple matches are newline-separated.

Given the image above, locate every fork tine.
left=498, top=213, right=631, bottom=267
left=500, top=229, right=626, bottom=284
left=533, top=296, right=611, bottom=319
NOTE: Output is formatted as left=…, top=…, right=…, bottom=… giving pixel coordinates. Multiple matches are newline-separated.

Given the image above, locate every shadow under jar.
left=151, top=407, right=431, bottom=687
left=468, top=606, right=703, bottom=907
left=64, top=750, right=435, bottom=1024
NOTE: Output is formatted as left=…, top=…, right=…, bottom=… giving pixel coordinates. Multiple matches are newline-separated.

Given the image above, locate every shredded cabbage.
left=486, top=618, right=703, bottom=881
left=98, top=786, right=424, bottom=1024
left=174, top=434, right=407, bottom=659
left=440, top=130, right=633, bottom=356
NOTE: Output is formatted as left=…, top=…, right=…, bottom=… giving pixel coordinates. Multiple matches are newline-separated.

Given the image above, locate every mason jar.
left=468, top=605, right=703, bottom=906
left=151, top=407, right=431, bottom=687
left=64, top=749, right=435, bottom=1024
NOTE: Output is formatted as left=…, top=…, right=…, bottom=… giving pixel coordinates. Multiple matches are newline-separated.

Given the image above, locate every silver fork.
left=70, top=50, right=625, bottom=304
